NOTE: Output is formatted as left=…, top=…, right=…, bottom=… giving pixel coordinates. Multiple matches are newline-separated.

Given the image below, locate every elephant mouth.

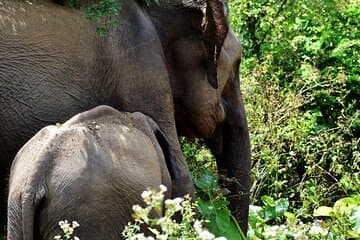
left=176, top=102, right=225, bottom=139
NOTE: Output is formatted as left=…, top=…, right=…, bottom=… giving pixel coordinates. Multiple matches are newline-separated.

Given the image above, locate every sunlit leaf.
left=313, top=206, right=333, bottom=217
left=350, top=207, right=360, bottom=233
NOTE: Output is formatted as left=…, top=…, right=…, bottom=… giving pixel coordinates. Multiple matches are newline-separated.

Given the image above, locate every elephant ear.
left=201, top=0, right=229, bottom=89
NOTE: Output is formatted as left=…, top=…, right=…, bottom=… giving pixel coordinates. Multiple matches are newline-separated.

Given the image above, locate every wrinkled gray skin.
left=7, top=105, right=173, bottom=240
left=0, top=0, right=250, bottom=233
left=148, top=1, right=250, bottom=232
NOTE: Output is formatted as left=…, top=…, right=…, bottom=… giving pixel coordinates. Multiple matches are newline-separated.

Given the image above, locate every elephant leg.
left=172, top=151, right=195, bottom=199
left=158, top=121, right=195, bottom=199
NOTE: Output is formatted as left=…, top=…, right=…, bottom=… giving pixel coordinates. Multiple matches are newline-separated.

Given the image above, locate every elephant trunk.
left=208, top=72, right=251, bottom=234
left=218, top=121, right=250, bottom=234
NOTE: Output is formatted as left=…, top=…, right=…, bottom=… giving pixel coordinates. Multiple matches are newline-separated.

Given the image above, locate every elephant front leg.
left=171, top=145, right=196, bottom=199
left=158, top=122, right=196, bottom=199
left=208, top=116, right=251, bottom=235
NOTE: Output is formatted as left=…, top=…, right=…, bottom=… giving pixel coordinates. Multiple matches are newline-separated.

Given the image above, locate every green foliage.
left=63, top=0, right=159, bottom=35
left=195, top=169, right=245, bottom=240
left=83, top=0, right=120, bottom=36
left=180, top=137, right=217, bottom=175
left=313, top=195, right=360, bottom=239
left=181, top=138, right=246, bottom=240
left=248, top=196, right=290, bottom=239
left=229, top=0, right=360, bottom=223
left=247, top=195, right=360, bottom=239
left=122, top=185, right=226, bottom=240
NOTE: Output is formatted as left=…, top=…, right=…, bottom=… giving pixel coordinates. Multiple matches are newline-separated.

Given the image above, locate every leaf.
left=214, top=210, right=245, bottom=240
left=284, top=212, right=296, bottom=224
left=193, top=169, right=219, bottom=194
left=275, top=199, right=290, bottom=217
left=333, top=197, right=358, bottom=215
left=350, top=207, right=360, bottom=234
left=313, top=206, right=333, bottom=217
left=200, top=204, right=244, bottom=240
left=215, top=209, right=232, bottom=232
left=197, top=199, right=215, bottom=217
left=261, top=195, right=276, bottom=207
left=249, top=205, right=263, bottom=227
left=262, top=198, right=289, bottom=221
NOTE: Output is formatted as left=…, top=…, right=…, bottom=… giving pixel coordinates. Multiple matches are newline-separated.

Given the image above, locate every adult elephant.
left=148, top=1, right=251, bottom=233
left=0, top=0, right=250, bottom=234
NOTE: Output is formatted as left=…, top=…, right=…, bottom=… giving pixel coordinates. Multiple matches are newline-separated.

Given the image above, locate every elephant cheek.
left=215, top=102, right=226, bottom=124
left=196, top=102, right=225, bottom=139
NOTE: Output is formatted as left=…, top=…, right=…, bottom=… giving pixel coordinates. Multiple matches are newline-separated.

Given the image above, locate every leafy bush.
left=181, top=138, right=246, bottom=240
left=83, top=0, right=120, bottom=36
left=313, top=195, right=360, bottom=239
left=122, top=185, right=226, bottom=240
left=63, top=0, right=158, bottom=35
left=229, top=0, right=360, bottom=219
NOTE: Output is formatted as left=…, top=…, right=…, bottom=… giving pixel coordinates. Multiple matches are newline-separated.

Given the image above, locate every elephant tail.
left=21, top=185, right=46, bottom=240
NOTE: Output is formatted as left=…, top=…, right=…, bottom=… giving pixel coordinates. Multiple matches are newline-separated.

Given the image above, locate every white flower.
left=214, top=237, right=227, bottom=240
left=164, top=197, right=183, bottom=212
left=157, top=234, right=168, bottom=240
left=156, top=217, right=167, bottom=225
left=263, top=225, right=282, bottom=237
left=53, top=235, right=61, bottom=240
left=74, top=237, right=80, bottom=240
left=72, top=221, right=80, bottom=228
left=164, top=197, right=183, bottom=206
left=309, top=225, right=328, bottom=236
left=132, top=205, right=143, bottom=212
left=194, top=220, right=203, bottom=232
left=159, top=184, right=167, bottom=192
left=141, top=190, right=152, bottom=199
left=198, top=229, right=216, bottom=240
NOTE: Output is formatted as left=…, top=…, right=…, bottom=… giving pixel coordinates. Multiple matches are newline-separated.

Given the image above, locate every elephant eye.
left=200, top=57, right=208, bottom=67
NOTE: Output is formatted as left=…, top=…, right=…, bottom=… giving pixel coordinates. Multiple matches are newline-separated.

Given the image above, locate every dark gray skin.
left=148, top=1, right=251, bottom=232
left=8, top=105, right=174, bottom=240
left=0, top=0, right=193, bottom=231
left=0, top=0, right=250, bottom=233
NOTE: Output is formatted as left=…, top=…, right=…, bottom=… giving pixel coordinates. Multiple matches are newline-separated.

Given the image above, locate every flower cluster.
left=122, top=184, right=226, bottom=240
left=53, top=220, right=80, bottom=240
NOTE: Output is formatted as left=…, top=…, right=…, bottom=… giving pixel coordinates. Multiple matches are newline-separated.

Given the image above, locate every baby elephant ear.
left=202, top=0, right=229, bottom=89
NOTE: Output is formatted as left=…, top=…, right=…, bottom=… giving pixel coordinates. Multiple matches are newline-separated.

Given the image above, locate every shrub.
left=122, top=185, right=226, bottom=240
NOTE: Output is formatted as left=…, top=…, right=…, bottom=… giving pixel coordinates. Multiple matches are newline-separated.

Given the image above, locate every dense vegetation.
left=230, top=0, right=359, bottom=208
left=179, top=0, right=360, bottom=238
left=205, top=0, right=359, bottom=238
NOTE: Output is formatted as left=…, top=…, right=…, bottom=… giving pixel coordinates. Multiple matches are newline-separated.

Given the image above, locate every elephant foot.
left=171, top=170, right=195, bottom=199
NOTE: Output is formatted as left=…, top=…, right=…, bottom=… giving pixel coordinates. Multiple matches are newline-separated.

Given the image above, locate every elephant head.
left=148, top=0, right=229, bottom=137
left=148, top=0, right=251, bottom=233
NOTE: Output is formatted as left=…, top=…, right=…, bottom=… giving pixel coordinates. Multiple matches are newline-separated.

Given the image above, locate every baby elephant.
left=7, top=105, right=177, bottom=240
